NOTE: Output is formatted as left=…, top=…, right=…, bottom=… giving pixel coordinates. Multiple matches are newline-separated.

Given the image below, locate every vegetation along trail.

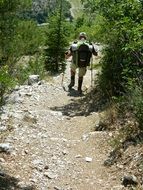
left=0, top=57, right=123, bottom=190
left=0, top=0, right=142, bottom=189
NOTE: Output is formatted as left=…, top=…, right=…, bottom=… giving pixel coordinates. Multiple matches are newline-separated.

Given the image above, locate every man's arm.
left=65, top=48, right=72, bottom=59
left=92, top=45, right=98, bottom=56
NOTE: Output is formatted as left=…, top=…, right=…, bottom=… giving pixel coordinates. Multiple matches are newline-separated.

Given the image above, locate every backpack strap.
left=71, top=40, right=93, bottom=67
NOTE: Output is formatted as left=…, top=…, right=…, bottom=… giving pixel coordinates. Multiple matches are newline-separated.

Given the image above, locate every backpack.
left=71, top=41, right=92, bottom=67
left=77, top=43, right=92, bottom=67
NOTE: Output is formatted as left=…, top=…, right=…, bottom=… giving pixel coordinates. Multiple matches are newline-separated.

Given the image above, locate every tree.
left=82, top=0, right=143, bottom=128
left=45, top=0, right=72, bottom=73
left=0, top=0, right=32, bottom=103
left=81, top=0, right=143, bottom=96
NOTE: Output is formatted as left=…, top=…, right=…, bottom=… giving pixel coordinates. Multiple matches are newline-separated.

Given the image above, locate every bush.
left=14, top=53, right=46, bottom=84
left=0, top=66, right=16, bottom=104
left=128, top=84, right=143, bottom=130
left=86, top=0, right=143, bottom=97
left=14, top=20, right=46, bottom=56
left=45, top=7, right=72, bottom=73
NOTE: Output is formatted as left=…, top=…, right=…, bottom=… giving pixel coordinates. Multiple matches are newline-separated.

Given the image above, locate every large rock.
left=122, top=175, right=138, bottom=187
left=28, top=75, right=40, bottom=85
left=0, top=143, right=13, bottom=154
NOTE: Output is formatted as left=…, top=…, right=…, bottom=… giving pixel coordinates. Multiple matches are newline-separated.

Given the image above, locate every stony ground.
left=0, top=59, right=135, bottom=190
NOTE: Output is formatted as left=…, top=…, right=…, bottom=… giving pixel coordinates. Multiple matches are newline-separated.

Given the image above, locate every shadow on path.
left=50, top=87, right=108, bottom=117
left=0, top=170, right=35, bottom=190
left=0, top=172, right=18, bottom=190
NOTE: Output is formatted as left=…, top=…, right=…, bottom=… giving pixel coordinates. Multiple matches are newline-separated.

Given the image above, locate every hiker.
left=65, top=32, right=98, bottom=94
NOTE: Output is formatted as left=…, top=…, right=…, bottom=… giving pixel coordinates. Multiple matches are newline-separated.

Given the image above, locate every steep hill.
left=23, top=0, right=71, bottom=23
left=67, top=0, right=83, bottom=18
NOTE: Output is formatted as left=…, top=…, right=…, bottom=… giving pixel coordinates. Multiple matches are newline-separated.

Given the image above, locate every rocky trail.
left=0, top=58, right=125, bottom=190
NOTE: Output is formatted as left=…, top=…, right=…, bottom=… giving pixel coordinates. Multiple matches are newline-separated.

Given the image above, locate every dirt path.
left=0, top=60, right=122, bottom=190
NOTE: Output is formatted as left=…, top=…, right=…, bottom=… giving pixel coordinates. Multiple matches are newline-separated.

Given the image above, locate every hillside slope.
left=67, top=0, right=83, bottom=18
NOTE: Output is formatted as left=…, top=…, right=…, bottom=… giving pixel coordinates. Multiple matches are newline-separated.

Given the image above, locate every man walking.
left=65, top=32, right=98, bottom=94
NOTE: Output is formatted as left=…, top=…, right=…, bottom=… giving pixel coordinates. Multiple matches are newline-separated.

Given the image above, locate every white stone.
left=28, top=75, right=40, bottom=85
left=109, top=132, right=113, bottom=137
left=82, top=134, right=89, bottom=141
left=0, top=126, right=7, bottom=132
left=85, top=157, right=92, bottom=162
left=44, top=172, right=57, bottom=179
left=75, top=155, right=82, bottom=158
left=0, top=143, right=12, bottom=153
left=62, top=150, right=68, bottom=155
left=0, top=158, right=5, bottom=162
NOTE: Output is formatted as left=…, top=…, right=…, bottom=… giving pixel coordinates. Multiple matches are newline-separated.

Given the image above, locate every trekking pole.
left=90, top=55, right=93, bottom=88
left=61, top=54, right=68, bottom=91
left=61, top=71, right=64, bottom=86
left=61, top=64, right=66, bottom=91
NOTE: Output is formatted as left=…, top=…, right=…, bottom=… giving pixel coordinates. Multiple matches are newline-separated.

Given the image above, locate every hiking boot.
left=78, top=77, right=83, bottom=94
left=77, top=89, right=83, bottom=95
left=68, top=75, right=75, bottom=90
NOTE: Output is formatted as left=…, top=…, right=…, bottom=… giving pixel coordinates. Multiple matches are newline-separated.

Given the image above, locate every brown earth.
left=0, top=58, right=142, bottom=190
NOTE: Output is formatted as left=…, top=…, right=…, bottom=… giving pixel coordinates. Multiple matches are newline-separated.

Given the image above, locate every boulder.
left=122, top=175, right=138, bottom=187
left=0, top=143, right=13, bottom=154
left=28, top=75, right=40, bottom=85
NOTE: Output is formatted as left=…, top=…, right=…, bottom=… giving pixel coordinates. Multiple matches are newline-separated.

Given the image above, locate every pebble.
left=32, top=159, right=43, bottom=166
left=75, top=155, right=82, bottom=158
left=82, top=134, right=89, bottom=141
left=0, top=158, right=5, bottom=162
left=54, top=186, right=61, bottom=190
left=29, top=178, right=37, bottom=183
left=0, top=126, right=7, bottom=132
left=116, top=164, right=124, bottom=169
left=44, top=165, right=49, bottom=170
left=24, top=150, right=28, bottom=154
left=109, top=132, right=113, bottom=137
left=85, top=157, right=92, bottom=162
left=62, top=150, right=68, bottom=155
left=44, top=172, right=57, bottom=179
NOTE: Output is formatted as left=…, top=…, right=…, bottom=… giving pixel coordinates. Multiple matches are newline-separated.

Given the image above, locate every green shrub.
left=45, top=6, right=72, bottom=73
left=14, top=20, right=45, bottom=56
left=129, top=84, right=143, bottom=130
left=82, top=0, right=143, bottom=97
left=0, top=66, right=16, bottom=104
left=14, top=53, right=46, bottom=84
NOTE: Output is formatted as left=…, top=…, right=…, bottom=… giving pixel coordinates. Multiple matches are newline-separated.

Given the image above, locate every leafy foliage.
left=14, top=20, right=45, bottom=55
left=0, top=66, right=16, bottom=104
left=95, top=0, right=143, bottom=96
left=80, top=0, right=143, bottom=127
left=129, top=84, right=143, bottom=130
left=95, top=0, right=143, bottom=128
left=0, top=0, right=45, bottom=103
left=14, top=53, right=45, bottom=85
left=0, top=0, right=23, bottom=102
left=0, top=0, right=72, bottom=103
left=45, top=1, right=72, bottom=73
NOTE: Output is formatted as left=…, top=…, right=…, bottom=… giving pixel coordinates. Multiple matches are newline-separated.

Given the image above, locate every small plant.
left=14, top=53, right=46, bottom=84
left=0, top=65, right=16, bottom=104
left=129, top=84, right=143, bottom=131
left=28, top=53, right=46, bottom=78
